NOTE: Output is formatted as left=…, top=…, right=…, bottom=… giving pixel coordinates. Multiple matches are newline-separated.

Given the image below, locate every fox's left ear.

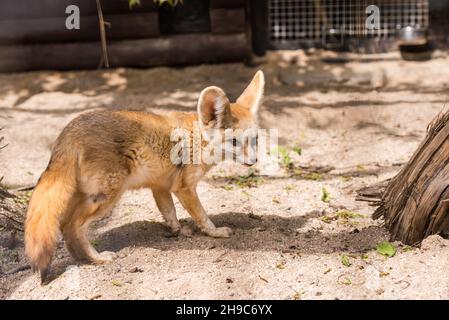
left=197, top=86, right=231, bottom=129
left=236, top=70, right=265, bottom=115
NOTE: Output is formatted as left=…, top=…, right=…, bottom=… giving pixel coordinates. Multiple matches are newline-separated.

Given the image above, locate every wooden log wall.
left=211, top=0, right=246, bottom=34
left=0, top=0, right=249, bottom=72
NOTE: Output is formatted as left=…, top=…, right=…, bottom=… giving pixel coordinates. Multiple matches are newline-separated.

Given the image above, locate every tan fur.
left=24, top=71, right=265, bottom=282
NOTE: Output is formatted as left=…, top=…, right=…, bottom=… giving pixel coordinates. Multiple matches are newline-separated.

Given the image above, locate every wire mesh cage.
left=268, top=0, right=429, bottom=51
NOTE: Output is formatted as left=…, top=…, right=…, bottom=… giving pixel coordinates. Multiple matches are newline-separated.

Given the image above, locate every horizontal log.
left=0, top=0, right=157, bottom=20
left=211, top=0, right=247, bottom=8
left=0, top=13, right=159, bottom=44
left=110, top=33, right=248, bottom=66
left=0, top=33, right=249, bottom=72
left=210, top=8, right=246, bottom=34
left=0, top=42, right=102, bottom=72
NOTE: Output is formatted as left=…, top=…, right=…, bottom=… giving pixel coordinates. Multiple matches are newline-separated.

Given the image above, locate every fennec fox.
left=25, top=71, right=265, bottom=281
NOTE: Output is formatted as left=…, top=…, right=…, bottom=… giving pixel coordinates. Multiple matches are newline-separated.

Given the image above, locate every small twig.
left=213, top=252, right=228, bottom=263
left=0, top=129, right=7, bottom=150
left=96, top=0, right=110, bottom=68
left=9, top=185, right=35, bottom=192
left=4, top=264, right=31, bottom=275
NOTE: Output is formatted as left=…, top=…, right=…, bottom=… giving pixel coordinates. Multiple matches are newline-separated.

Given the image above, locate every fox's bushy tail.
left=25, top=158, right=76, bottom=282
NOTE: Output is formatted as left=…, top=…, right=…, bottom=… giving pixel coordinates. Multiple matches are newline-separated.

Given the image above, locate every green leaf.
left=154, top=0, right=182, bottom=6
left=129, top=0, right=140, bottom=8
left=335, top=210, right=364, bottom=220
left=401, top=245, right=414, bottom=252
left=304, top=172, right=323, bottom=181
left=341, top=254, right=351, bottom=267
left=277, top=146, right=293, bottom=168
left=111, top=280, right=123, bottom=287
left=292, top=145, right=302, bottom=155
left=276, top=261, right=286, bottom=269
left=321, top=187, right=331, bottom=203
left=376, top=241, right=396, bottom=257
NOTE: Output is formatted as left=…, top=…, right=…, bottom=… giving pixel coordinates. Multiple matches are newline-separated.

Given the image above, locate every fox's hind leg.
left=61, top=191, right=121, bottom=264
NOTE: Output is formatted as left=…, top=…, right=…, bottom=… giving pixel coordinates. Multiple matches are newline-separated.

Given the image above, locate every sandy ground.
left=1, top=50, right=449, bottom=300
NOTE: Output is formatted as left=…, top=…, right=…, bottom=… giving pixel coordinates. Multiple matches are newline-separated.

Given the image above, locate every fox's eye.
left=232, top=138, right=238, bottom=147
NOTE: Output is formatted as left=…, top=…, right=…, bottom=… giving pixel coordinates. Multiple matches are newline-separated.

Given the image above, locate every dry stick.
left=96, top=0, right=109, bottom=68
left=0, top=128, right=7, bottom=150
left=4, top=264, right=31, bottom=275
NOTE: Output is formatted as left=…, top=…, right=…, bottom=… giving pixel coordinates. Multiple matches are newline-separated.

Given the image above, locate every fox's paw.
left=204, top=226, right=233, bottom=238
left=180, top=225, right=193, bottom=237
left=93, top=251, right=117, bottom=264
left=165, top=225, right=193, bottom=238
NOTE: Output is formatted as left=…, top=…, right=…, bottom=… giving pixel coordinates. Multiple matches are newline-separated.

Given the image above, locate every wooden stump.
left=358, top=109, right=449, bottom=244
left=0, top=133, right=25, bottom=232
left=0, top=188, right=25, bottom=232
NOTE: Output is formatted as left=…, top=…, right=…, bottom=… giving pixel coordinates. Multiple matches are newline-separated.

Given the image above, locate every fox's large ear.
left=236, top=70, right=265, bottom=115
left=197, top=86, right=231, bottom=129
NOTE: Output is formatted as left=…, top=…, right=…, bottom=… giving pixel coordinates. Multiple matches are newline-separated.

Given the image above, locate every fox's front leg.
left=152, top=190, right=192, bottom=237
left=175, top=187, right=233, bottom=238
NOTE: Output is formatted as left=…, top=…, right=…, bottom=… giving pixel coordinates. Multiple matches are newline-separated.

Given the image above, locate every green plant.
left=111, top=280, right=123, bottom=287
left=376, top=241, right=396, bottom=258
left=321, top=187, right=331, bottom=203
left=341, top=254, right=351, bottom=267
left=320, top=210, right=364, bottom=224
left=334, top=210, right=364, bottom=220
left=234, top=169, right=263, bottom=188
left=277, top=146, right=293, bottom=168
left=14, top=191, right=32, bottom=206
left=220, top=169, right=263, bottom=189
left=292, top=145, right=302, bottom=155
left=129, top=0, right=182, bottom=8
left=303, top=172, right=323, bottom=181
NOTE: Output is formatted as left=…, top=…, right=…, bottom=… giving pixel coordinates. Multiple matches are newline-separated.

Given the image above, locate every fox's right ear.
left=237, top=70, right=265, bottom=115
left=197, top=86, right=231, bottom=129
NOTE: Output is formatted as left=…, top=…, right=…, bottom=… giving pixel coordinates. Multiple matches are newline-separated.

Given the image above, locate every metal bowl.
left=322, top=28, right=344, bottom=49
left=396, top=26, right=428, bottom=46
